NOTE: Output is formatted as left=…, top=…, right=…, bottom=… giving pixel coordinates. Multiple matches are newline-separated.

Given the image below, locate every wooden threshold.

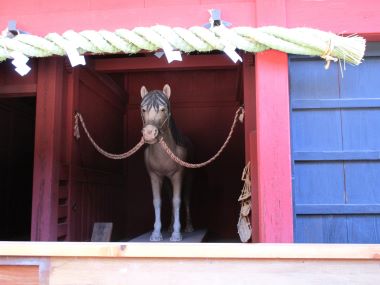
left=0, top=242, right=380, bottom=260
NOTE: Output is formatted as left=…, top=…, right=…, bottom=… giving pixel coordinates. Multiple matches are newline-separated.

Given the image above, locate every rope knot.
left=321, top=38, right=338, bottom=69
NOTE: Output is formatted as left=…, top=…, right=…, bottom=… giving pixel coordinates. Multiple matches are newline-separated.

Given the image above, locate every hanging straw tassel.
left=73, top=112, right=80, bottom=140
left=237, top=161, right=252, bottom=243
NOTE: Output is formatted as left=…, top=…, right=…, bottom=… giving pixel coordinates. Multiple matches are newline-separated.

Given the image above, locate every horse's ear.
left=163, top=84, right=171, bottom=99
left=140, top=86, right=148, bottom=98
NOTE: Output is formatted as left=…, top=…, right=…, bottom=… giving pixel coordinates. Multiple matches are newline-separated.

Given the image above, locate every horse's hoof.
left=150, top=232, right=163, bottom=242
left=170, top=232, right=182, bottom=242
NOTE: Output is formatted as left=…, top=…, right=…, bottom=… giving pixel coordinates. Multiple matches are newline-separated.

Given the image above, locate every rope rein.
left=73, top=106, right=243, bottom=168
left=158, top=106, right=244, bottom=168
left=74, top=112, right=145, bottom=160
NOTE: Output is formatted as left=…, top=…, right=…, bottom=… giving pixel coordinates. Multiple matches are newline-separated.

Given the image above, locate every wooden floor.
left=128, top=229, right=207, bottom=242
left=0, top=242, right=380, bottom=285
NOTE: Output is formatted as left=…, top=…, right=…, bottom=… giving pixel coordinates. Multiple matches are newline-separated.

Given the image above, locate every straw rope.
left=0, top=25, right=365, bottom=66
left=74, top=112, right=145, bottom=160
left=74, top=107, right=243, bottom=168
left=158, top=106, right=244, bottom=168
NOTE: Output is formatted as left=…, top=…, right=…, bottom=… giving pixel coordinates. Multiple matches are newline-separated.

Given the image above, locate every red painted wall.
left=1, top=0, right=379, bottom=36
left=65, top=68, right=127, bottom=241
left=1, top=0, right=380, bottom=242
left=0, top=0, right=255, bottom=36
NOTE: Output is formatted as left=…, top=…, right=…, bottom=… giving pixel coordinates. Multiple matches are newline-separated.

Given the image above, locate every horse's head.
left=140, top=84, right=171, bottom=144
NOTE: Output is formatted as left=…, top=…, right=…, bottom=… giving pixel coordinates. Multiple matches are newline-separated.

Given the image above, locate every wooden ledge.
left=0, top=242, right=380, bottom=260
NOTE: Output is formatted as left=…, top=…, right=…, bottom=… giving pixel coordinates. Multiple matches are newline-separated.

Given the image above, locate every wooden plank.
left=0, top=2, right=255, bottom=35
left=242, top=53, right=255, bottom=162
left=64, top=68, right=79, bottom=242
left=347, top=215, right=380, bottom=243
left=255, top=0, right=293, bottom=243
left=294, top=151, right=380, bottom=161
left=93, top=54, right=238, bottom=73
left=286, top=0, right=380, bottom=35
left=57, top=223, right=67, bottom=238
left=46, top=257, right=380, bottom=285
left=31, top=58, right=64, bottom=241
left=0, top=242, right=380, bottom=259
left=296, top=204, right=380, bottom=215
left=294, top=162, right=345, bottom=204
left=78, top=68, right=125, bottom=112
left=249, top=131, right=259, bottom=243
left=0, top=265, right=39, bottom=285
left=292, top=98, right=380, bottom=109
left=344, top=162, right=380, bottom=204
left=0, top=84, right=37, bottom=97
left=58, top=205, right=68, bottom=219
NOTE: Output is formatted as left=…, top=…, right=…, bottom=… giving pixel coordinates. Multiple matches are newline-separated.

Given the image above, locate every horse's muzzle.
left=142, top=124, right=159, bottom=144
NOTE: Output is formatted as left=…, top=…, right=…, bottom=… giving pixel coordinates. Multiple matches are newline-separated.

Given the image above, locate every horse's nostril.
left=142, top=125, right=159, bottom=141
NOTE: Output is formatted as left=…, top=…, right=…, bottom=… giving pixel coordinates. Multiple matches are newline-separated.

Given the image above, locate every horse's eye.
left=160, top=108, right=166, bottom=112
left=142, top=108, right=146, bottom=113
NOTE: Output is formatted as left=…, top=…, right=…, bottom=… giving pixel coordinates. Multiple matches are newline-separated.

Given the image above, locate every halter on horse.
left=141, top=84, right=193, bottom=242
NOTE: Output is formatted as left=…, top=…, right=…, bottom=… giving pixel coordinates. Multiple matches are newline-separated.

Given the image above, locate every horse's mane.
left=169, top=116, right=189, bottom=148
left=142, top=90, right=190, bottom=148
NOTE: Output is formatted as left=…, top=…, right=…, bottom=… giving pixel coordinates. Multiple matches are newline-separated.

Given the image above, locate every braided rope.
left=74, top=112, right=145, bottom=160
left=0, top=25, right=365, bottom=65
left=74, top=107, right=243, bottom=168
left=158, top=106, right=244, bottom=169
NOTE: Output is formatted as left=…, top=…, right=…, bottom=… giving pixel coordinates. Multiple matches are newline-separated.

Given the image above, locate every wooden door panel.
left=291, top=43, right=380, bottom=243
left=292, top=110, right=342, bottom=151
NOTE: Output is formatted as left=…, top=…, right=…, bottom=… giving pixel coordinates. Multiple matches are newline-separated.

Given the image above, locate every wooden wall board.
left=31, top=57, right=64, bottom=241
left=0, top=243, right=380, bottom=284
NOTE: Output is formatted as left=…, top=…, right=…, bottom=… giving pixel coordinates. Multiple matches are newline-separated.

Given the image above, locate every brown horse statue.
left=141, top=84, right=193, bottom=242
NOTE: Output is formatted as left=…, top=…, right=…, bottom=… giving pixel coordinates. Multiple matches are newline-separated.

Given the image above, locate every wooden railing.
left=0, top=242, right=379, bottom=285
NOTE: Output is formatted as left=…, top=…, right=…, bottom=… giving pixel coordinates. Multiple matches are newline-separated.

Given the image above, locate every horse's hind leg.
left=170, top=172, right=183, bottom=242
left=150, top=173, right=163, bottom=242
left=183, top=173, right=194, bottom=233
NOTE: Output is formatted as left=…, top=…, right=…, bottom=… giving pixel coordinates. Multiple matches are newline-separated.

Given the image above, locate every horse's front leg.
left=150, top=173, right=163, bottom=242
left=170, top=171, right=183, bottom=242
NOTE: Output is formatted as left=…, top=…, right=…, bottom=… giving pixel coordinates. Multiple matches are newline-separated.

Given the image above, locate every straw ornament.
left=0, top=25, right=365, bottom=66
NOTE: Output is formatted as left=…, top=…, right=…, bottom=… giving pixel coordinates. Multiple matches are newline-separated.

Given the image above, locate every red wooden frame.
left=31, top=58, right=64, bottom=241
left=254, top=0, right=293, bottom=242
left=2, top=0, right=380, bottom=243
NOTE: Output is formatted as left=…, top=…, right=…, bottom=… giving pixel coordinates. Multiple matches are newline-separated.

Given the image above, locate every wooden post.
left=254, top=0, right=294, bottom=242
left=31, top=58, right=64, bottom=241
left=243, top=54, right=255, bottom=162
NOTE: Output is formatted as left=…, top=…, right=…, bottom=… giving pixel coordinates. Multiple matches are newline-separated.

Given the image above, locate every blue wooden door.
left=290, top=43, right=380, bottom=243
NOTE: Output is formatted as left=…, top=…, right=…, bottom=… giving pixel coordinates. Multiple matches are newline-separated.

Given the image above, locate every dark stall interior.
left=0, top=54, right=248, bottom=242
left=0, top=97, right=35, bottom=241
left=112, top=58, right=246, bottom=242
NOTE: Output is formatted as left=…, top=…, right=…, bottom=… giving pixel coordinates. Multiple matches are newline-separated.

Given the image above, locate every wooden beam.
left=0, top=242, right=380, bottom=260
left=0, top=2, right=255, bottom=36
left=0, top=243, right=379, bottom=284
left=242, top=54, right=255, bottom=162
left=93, top=54, right=238, bottom=73
left=0, top=265, right=39, bottom=285
left=31, top=58, right=64, bottom=241
left=255, top=0, right=293, bottom=243
left=0, top=84, right=37, bottom=97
